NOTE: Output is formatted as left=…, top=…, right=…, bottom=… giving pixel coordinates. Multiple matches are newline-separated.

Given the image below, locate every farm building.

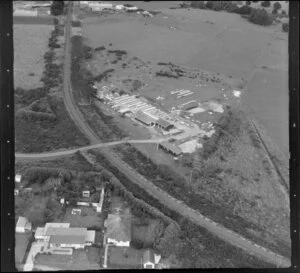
left=181, top=101, right=199, bottom=111
left=16, top=216, right=32, bottom=233
left=135, top=110, right=157, bottom=126
left=159, top=141, right=182, bottom=156
left=155, top=118, right=174, bottom=131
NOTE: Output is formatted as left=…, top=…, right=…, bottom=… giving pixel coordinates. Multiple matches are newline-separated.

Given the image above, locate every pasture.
left=14, top=24, right=53, bottom=90
left=82, top=5, right=288, bottom=153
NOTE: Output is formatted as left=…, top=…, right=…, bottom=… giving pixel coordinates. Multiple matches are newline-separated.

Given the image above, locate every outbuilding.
left=155, top=118, right=174, bottom=131
left=159, top=141, right=182, bottom=156
left=16, top=216, right=32, bottom=233
left=135, top=111, right=157, bottom=126
left=143, top=249, right=155, bottom=269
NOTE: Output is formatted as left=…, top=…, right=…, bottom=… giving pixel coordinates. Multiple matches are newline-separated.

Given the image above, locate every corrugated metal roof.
left=49, top=234, right=86, bottom=245
left=45, top=227, right=87, bottom=236
left=16, top=216, right=27, bottom=228
left=135, top=111, right=156, bottom=125
left=159, top=141, right=182, bottom=155
left=156, top=118, right=173, bottom=129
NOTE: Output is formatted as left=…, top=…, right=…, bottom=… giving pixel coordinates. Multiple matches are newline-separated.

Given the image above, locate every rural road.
left=15, top=138, right=168, bottom=159
left=17, top=1, right=290, bottom=268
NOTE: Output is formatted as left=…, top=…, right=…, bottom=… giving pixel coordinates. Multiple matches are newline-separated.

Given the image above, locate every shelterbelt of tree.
left=15, top=1, right=290, bottom=268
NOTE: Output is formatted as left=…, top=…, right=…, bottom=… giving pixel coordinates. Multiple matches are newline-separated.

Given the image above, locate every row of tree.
left=189, top=1, right=286, bottom=26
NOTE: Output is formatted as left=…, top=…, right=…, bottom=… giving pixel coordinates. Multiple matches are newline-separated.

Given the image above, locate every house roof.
left=16, top=216, right=28, bottom=228
left=49, top=234, right=86, bottom=245
left=45, top=227, right=87, bottom=236
left=143, top=249, right=155, bottom=264
left=105, top=213, right=131, bottom=242
left=135, top=111, right=157, bottom=125
left=159, top=141, right=182, bottom=155
left=86, top=230, right=96, bottom=243
left=35, top=227, right=45, bottom=238
left=15, top=174, right=22, bottom=183
left=156, top=118, right=173, bottom=129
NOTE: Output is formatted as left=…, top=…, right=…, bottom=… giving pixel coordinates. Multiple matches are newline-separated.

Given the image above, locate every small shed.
left=143, top=249, right=155, bottom=269
left=16, top=216, right=32, bottom=233
left=82, top=190, right=90, bottom=198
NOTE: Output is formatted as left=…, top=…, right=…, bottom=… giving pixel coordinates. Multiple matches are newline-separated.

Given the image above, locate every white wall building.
left=16, top=216, right=32, bottom=233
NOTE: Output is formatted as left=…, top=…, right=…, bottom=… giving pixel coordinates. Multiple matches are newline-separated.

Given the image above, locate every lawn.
left=15, top=233, right=32, bottom=265
left=61, top=207, right=104, bottom=229
left=13, top=24, right=53, bottom=90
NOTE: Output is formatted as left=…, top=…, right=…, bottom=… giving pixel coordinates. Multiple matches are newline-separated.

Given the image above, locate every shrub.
left=261, top=1, right=271, bottom=7
left=282, top=22, right=289, bottom=32
left=94, top=46, right=106, bottom=51
left=249, top=8, right=273, bottom=25
left=281, top=10, right=287, bottom=16
left=273, top=2, right=281, bottom=10
left=224, top=3, right=239, bottom=13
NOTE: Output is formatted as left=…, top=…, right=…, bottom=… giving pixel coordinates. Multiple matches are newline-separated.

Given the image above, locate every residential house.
left=16, top=216, right=32, bottom=233
left=34, top=223, right=95, bottom=249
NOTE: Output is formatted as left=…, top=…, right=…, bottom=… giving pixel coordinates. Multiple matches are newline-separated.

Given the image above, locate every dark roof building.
left=135, top=111, right=156, bottom=126
left=159, top=141, right=182, bottom=156
left=155, top=118, right=174, bottom=130
left=182, top=101, right=199, bottom=111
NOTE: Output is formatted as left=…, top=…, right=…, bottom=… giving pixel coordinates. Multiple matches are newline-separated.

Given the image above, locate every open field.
left=81, top=6, right=288, bottom=153
left=14, top=15, right=54, bottom=25
left=14, top=24, right=53, bottom=90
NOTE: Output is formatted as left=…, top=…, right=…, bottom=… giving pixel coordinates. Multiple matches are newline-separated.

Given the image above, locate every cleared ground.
left=13, top=24, right=52, bottom=90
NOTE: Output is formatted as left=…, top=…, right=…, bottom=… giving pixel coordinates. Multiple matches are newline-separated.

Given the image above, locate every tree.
left=273, top=2, right=281, bottom=10
left=249, top=8, right=273, bottom=26
left=272, top=8, right=278, bottom=14
left=190, top=1, right=206, bottom=9
left=224, top=2, right=239, bottom=13
left=205, top=1, right=214, bottom=9
left=281, top=10, right=287, bottom=17
left=246, top=1, right=251, bottom=6
left=50, top=1, right=65, bottom=16
left=282, top=22, right=289, bottom=32
left=261, top=1, right=271, bottom=7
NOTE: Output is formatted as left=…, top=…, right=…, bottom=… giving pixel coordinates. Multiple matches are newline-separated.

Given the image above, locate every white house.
left=82, top=190, right=90, bottom=198
left=16, top=216, right=32, bottom=233
left=13, top=9, right=38, bottom=16
left=34, top=223, right=95, bottom=249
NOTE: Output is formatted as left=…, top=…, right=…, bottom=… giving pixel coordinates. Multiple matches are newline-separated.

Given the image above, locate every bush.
left=282, top=22, right=289, bottom=32
left=50, top=1, right=65, bottom=16
left=261, top=1, right=271, bottom=7
left=249, top=8, right=273, bottom=25
left=224, top=2, right=239, bottom=13
left=273, top=2, right=281, bottom=10
left=281, top=10, right=287, bottom=16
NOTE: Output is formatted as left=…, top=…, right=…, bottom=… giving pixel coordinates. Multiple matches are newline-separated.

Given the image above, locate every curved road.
left=17, top=1, right=290, bottom=268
